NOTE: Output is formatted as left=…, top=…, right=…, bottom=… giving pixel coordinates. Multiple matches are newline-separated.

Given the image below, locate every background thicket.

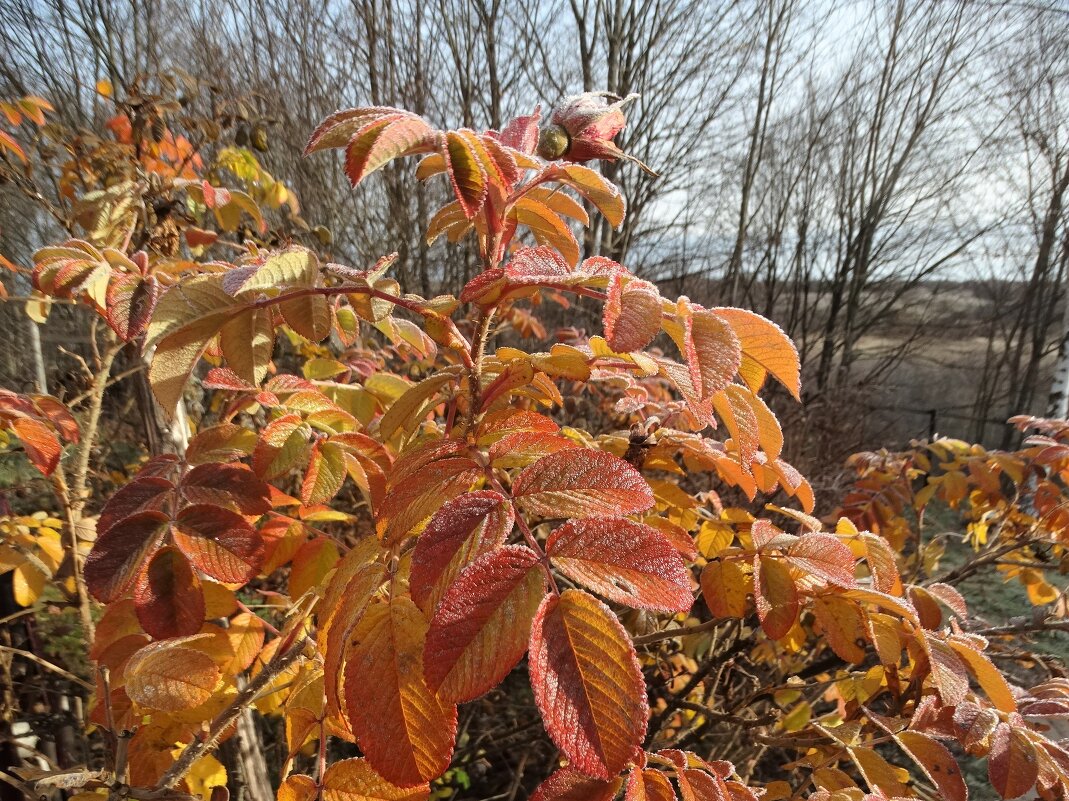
left=3, top=0, right=1069, bottom=475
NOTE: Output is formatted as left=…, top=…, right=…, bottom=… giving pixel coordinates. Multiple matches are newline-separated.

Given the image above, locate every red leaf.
left=546, top=518, right=693, bottom=612
left=604, top=274, right=662, bottom=353
left=182, top=463, right=271, bottom=515
left=512, top=449, right=654, bottom=519
left=106, top=273, right=160, bottom=341
left=754, top=556, right=798, bottom=640
left=84, top=511, right=170, bottom=602
left=134, top=546, right=204, bottom=639
left=409, top=491, right=513, bottom=613
left=459, top=268, right=506, bottom=306
left=97, top=476, right=174, bottom=536
left=172, top=504, right=264, bottom=584
left=498, top=108, right=541, bottom=154
left=786, top=533, right=856, bottom=587
left=678, top=308, right=742, bottom=402
left=343, top=596, right=457, bottom=787
left=203, top=367, right=257, bottom=392
left=529, top=590, right=647, bottom=778
left=424, top=545, right=546, bottom=702
left=376, top=454, right=483, bottom=545
left=530, top=768, right=622, bottom=801
left=988, top=723, right=1038, bottom=799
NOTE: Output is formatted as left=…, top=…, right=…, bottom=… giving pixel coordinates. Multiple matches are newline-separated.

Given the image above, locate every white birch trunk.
left=1047, top=301, right=1069, bottom=419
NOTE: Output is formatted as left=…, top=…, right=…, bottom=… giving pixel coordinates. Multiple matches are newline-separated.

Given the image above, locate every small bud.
left=537, top=124, right=571, bottom=160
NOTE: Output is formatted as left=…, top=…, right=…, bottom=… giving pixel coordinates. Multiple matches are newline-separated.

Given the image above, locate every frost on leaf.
left=546, top=517, right=693, bottom=612
left=512, top=449, right=654, bottom=519
left=528, top=590, right=647, bottom=778
left=424, top=545, right=545, bottom=702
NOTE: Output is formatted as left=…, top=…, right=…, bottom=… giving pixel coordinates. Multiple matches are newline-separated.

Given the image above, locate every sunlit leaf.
left=529, top=589, right=647, bottom=778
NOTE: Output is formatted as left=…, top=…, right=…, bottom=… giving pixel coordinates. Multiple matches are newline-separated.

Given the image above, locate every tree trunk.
left=1047, top=291, right=1069, bottom=419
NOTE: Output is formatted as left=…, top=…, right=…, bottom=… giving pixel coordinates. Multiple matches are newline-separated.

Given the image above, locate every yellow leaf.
left=13, top=562, right=46, bottom=606
left=25, top=294, right=51, bottom=323
left=184, top=753, right=226, bottom=800
left=96, top=79, right=113, bottom=97
left=782, top=701, right=811, bottom=732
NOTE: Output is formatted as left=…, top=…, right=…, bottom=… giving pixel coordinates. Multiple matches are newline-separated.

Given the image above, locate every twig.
left=0, top=645, right=93, bottom=691
left=633, top=618, right=721, bottom=646
left=0, top=770, right=36, bottom=801
left=977, top=619, right=1069, bottom=637
left=154, top=637, right=308, bottom=790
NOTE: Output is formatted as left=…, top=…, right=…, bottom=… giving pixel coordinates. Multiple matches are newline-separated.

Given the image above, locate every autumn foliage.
left=2, top=82, right=1069, bottom=801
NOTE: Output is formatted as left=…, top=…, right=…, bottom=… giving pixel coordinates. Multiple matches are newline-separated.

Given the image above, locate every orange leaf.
left=279, top=774, right=318, bottom=801
left=301, top=440, right=348, bottom=504
left=754, top=556, right=798, bottom=640
left=125, top=640, right=220, bottom=712
left=625, top=767, right=675, bottom=801
left=713, top=308, right=801, bottom=400
left=321, top=757, right=429, bottom=801
left=812, top=595, right=866, bottom=664
left=701, top=559, right=749, bottom=619
left=343, top=115, right=436, bottom=187
left=0, top=130, right=27, bottom=162
left=528, top=589, right=647, bottom=778
left=444, top=131, right=488, bottom=219
left=923, top=633, right=970, bottom=706
left=510, top=199, right=580, bottom=266
left=342, top=596, right=457, bottom=787
left=672, top=306, right=742, bottom=402
left=895, top=730, right=967, bottom=801
left=530, top=768, right=622, bottom=801
left=553, top=164, right=626, bottom=228
left=948, top=637, right=1017, bottom=713
left=9, top=416, right=61, bottom=475
left=712, top=386, right=760, bottom=466
left=288, top=536, right=340, bottom=600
